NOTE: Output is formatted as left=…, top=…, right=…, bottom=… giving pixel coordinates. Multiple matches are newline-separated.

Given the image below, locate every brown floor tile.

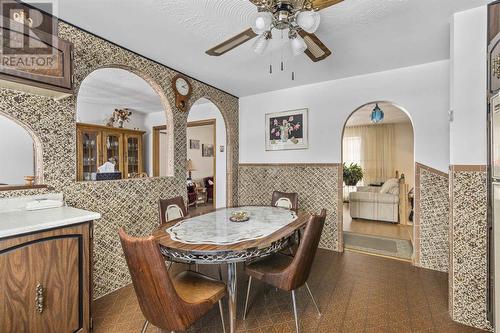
left=92, top=250, right=488, bottom=333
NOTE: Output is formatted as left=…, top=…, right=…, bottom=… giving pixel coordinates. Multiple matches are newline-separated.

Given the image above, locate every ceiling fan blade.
left=311, top=0, right=344, bottom=10
left=298, top=31, right=332, bottom=62
left=206, top=28, right=257, bottom=56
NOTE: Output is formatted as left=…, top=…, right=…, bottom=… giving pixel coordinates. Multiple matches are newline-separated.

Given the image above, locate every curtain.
left=343, top=124, right=395, bottom=185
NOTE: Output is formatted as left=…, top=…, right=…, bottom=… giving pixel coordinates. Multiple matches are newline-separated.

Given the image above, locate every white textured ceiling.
left=77, top=68, right=163, bottom=114
left=52, top=0, right=489, bottom=97
left=346, top=102, right=411, bottom=126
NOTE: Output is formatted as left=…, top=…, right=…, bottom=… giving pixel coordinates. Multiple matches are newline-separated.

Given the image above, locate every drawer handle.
left=35, top=283, right=44, bottom=314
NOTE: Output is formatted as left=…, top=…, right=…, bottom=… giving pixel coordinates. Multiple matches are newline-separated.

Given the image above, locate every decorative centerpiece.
left=106, top=108, right=132, bottom=128
left=229, top=210, right=250, bottom=222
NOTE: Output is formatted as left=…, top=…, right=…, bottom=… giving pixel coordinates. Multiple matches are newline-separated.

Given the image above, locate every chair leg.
left=305, top=282, right=321, bottom=316
left=218, top=264, right=223, bottom=281
left=218, top=299, right=226, bottom=333
left=291, top=290, right=300, bottom=333
left=140, top=320, right=149, bottom=333
left=243, top=276, right=252, bottom=320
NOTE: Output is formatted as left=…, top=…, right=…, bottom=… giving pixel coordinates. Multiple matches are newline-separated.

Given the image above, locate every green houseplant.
left=343, top=163, right=363, bottom=186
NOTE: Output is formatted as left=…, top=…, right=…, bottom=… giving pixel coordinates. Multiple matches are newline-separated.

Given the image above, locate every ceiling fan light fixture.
left=251, top=12, right=273, bottom=35
left=253, top=32, right=270, bottom=55
left=290, top=34, right=307, bottom=56
left=296, top=11, right=321, bottom=33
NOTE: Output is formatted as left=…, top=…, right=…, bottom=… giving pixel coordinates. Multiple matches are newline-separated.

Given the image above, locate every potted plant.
left=343, top=162, right=363, bottom=186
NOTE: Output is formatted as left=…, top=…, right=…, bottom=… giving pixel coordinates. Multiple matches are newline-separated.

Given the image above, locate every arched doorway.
left=341, top=101, right=415, bottom=261
left=186, top=98, right=227, bottom=212
left=76, top=66, right=174, bottom=181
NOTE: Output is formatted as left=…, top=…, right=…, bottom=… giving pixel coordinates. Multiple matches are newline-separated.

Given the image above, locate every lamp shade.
left=370, top=103, right=385, bottom=123
left=186, top=159, right=195, bottom=171
left=251, top=12, right=273, bottom=35
left=253, top=33, right=270, bottom=55
left=290, top=35, right=307, bottom=56
left=296, top=11, right=320, bottom=33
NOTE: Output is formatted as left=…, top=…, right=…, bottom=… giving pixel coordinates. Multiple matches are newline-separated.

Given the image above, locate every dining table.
left=153, top=205, right=310, bottom=333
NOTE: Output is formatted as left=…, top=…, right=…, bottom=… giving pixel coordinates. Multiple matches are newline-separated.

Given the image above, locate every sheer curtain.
left=343, top=124, right=395, bottom=185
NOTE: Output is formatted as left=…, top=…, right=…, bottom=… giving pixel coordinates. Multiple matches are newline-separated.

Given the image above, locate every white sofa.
left=348, top=178, right=400, bottom=223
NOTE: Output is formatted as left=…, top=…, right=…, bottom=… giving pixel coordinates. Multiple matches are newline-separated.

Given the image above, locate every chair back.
left=271, top=191, right=298, bottom=211
left=285, top=209, right=326, bottom=290
left=159, top=196, right=187, bottom=224
left=118, top=229, right=211, bottom=331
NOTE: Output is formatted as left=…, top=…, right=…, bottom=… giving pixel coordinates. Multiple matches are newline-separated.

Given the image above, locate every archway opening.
left=76, top=67, right=174, bottom=181
left=341, top=102, right=415, bottom=262
left=186, top=98, right=227, bottom=212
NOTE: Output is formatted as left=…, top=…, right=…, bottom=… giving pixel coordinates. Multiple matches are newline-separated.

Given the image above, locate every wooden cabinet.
left=77, top=123, right=145, bottom=181
left=0, top=222, right=92, bottom=333
left=0, top=2, right=74, bottom=96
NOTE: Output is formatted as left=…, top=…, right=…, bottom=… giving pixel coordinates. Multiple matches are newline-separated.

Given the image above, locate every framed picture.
left=189, top=139, right=200, bottom=149
left=202, top=144, right=214, bottom=157
left=266, top=108, right=308, bottom=151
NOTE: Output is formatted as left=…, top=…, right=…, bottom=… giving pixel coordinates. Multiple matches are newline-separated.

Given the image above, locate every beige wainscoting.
left=414, top=162, right=450, bottom=273
left=449, top=165, right=492, bottom=331
left=238, top=163, right=343, bottom=251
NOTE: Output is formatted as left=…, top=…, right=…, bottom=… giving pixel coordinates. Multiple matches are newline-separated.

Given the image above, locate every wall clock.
left=172, top=74, right=192, bottom=112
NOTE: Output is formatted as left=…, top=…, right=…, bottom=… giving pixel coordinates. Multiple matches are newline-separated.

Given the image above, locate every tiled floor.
left=93, top=250, right=486, bottom=333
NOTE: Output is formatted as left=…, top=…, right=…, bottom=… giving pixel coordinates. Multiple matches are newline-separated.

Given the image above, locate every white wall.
left=187, top=125, right=214, bottom=180
left=450, top=6, right=487, bottom=165
left=0, top=116, right=34, bottom=184
left=76, top=102, right=148, bottom=130
left=240, top=60, right=450, bottom=173
left=188, top=101, right=227, bottom=208
left=394, top=122, right=415, bottom=189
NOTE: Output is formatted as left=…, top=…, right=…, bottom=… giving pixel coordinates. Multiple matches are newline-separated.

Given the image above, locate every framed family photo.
left=265, top=108, right=309, bottom=151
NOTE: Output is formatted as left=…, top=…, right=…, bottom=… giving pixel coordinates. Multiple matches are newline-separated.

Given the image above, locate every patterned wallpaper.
left=449, top=165, right=492, bottom=331
left=238, top=163, right=342, bottom=251
left=414, top=163, right=450, bottom=272
left=0, top=22, right=239, bottom=299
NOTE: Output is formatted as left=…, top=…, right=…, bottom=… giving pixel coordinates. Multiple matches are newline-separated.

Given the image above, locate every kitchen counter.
left=0, top=193, right=100, bottom=239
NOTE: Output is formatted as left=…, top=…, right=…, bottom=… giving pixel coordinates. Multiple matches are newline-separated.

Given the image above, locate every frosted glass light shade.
left=251, top=12, right=273, bottom=34
left=253, top=34, right=269, bottom=55
left=290, top=35, right=307, bottom=56
left=296, top=11, right=320, bottom=33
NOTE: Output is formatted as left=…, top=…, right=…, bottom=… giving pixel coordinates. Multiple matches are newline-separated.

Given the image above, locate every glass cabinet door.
left=78, top=130, right=100, bottom=181
left=103, top=132, right=123, bottom=174
left=125, top=134, right=143, bottom=178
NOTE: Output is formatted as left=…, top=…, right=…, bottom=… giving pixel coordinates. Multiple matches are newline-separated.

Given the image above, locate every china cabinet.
left=76, top=123, right=145, bottom=181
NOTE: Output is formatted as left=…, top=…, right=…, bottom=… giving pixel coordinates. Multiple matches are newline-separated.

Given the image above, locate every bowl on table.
left=229, top=211, right=250, bottom=222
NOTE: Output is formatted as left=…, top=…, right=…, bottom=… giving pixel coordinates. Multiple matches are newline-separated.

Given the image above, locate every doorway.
left=186, top=98, right=227, bottom=213
left=342, top=102, right=415, bottom=261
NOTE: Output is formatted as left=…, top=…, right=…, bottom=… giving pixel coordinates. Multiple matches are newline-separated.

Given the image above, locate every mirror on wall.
left=0, top=115, right=36, bottom=188
left=76, top=68, right=168, bottom=181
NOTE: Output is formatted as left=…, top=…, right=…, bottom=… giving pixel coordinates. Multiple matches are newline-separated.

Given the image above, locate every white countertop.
left=0, top=206, right=101, bottom=239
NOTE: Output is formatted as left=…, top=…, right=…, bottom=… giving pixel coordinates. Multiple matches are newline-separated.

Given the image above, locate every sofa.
left=349, top=178, right=400, bottom=223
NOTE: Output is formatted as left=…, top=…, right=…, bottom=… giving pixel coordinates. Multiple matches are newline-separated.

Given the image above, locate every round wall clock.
left=172, top=74, right=192, bottom=112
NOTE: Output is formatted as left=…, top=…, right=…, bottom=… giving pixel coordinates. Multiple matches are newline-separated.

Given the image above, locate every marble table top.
left=166, top=206, right=297, bottom=245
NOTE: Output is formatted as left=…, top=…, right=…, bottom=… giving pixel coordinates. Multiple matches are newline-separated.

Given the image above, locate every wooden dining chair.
left=118, top=228, right=226, bottom=333
left=243, top=209, right=327, bottom=333
left=271, top=191, right=299, bottom=211
left=159, top=196, right=188, bottom=224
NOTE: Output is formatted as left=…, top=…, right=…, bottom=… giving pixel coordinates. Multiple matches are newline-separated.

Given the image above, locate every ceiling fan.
left=206, top=0, right=343, bottom=62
